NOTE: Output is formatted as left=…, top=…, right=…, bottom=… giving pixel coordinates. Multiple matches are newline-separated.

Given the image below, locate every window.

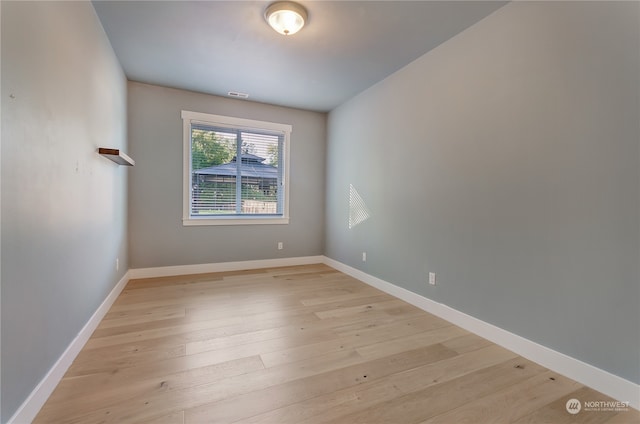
left=182, top=111, right=291, bottom=225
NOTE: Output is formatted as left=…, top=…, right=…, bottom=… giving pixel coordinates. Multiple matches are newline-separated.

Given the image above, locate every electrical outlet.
left=116, top=258, right=119, bottom=271
left=277, top=242, right=283, bottom=250
left=429, top=272, right=436, bottom=286
left=362, top=252, right=367, bottom=262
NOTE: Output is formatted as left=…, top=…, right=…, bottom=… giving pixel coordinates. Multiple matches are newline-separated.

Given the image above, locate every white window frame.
left=182, top=110, right=291, bottom=226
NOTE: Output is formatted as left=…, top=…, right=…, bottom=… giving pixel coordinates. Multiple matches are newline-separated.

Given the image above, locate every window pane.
left=191, top=129, right=237, bottom=215
left=238, top=131, right=281, bottom=215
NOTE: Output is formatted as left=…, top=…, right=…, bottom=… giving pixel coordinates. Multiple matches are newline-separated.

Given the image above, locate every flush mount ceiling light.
left=265, top=1, right=308, bottom=36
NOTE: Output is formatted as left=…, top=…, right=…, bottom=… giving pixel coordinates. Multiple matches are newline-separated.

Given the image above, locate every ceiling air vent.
left=228, top=91, right=249, bottom=99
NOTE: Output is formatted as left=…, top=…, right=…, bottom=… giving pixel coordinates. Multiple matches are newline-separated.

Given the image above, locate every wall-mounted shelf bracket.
left=98, top=148, right=135, bottom=166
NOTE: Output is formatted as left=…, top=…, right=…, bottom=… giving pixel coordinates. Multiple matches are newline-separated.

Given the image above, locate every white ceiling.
left=93, top=1, right=506, bottom=112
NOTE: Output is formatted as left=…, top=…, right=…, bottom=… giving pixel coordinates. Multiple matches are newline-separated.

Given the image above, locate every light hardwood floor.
left=35, top=264, right=639, bottom=423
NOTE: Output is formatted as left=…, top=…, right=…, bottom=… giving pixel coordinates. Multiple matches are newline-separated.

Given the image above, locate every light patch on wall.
left=349, top=184, right=371, bottom=229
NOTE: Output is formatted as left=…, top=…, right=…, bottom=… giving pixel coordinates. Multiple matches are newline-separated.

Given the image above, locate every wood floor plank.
left=354, top=325, right=467, bottom=360
left=36, top=355, right=264, bottom=422
left=46, top=350, right=366, bottom=423
left=75, top=310, right=409, bottom=385
left=48, top=347, right=265, bottom=401
left=602, top=409, right=640, bottom=423
left=421, top=371, right=582, bottom=424
left=306, top=358, right=548, bottom=424
left=115, top=274, right=353, bottom=311
left=33, top=265, right=638, bottom=424
left=260, top=314, right=453, bottom=368
left=235, top=344, right=520, bottom=424
left=125, top=273, right=225, bottom=289
left=184, top=324, right=338, bottom=356
left=183, top=293, right=390, bottom=325
left=300, top=290, right=386, bottom=307
left=103, top=304, right=186, bottom=321
left=66, top=343, right=187, bottom=378
left=145, top=410, right=185, bottom=424
left=314, top=299, right=407, bottom=319
left=331, top=311, right=448, bottom=337
left=512, top=387, right=619, bottom=424
left=440, top=332, right=494, bottom=354
left=98, top=310, right=188, bottom=331
left=92, top=301, right=324, bottom=339
left=185, top=343, right=459, bottom=424
left=91, top=291, right=387, bottom=351
left=182, top=300, right=410, bottom=358
left=83, top=317, right=242, bottom=351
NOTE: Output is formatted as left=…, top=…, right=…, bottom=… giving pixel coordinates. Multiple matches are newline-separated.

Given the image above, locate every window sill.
left=183, top=216, right=289, bottom=226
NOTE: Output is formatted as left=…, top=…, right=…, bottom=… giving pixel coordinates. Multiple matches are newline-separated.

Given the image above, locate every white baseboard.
left=8, top=271, right=131, bottom=424
left=128, top=255, right=325, bottom=280
left=322, top=256, right=640, bottom=410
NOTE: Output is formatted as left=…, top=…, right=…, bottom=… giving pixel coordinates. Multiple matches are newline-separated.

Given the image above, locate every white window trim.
left=182, top=110, right=291, bottom=226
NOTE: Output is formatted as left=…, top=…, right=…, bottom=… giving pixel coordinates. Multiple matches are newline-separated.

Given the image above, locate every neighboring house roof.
left=194, top=154, right=278, bottom=180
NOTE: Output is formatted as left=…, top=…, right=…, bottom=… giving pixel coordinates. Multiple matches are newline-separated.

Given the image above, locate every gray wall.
left=326, top=1, right=639, bottom=384
left=1, top=1, right=128, bottom=421
left=128, top=82, right=326, bottom=268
